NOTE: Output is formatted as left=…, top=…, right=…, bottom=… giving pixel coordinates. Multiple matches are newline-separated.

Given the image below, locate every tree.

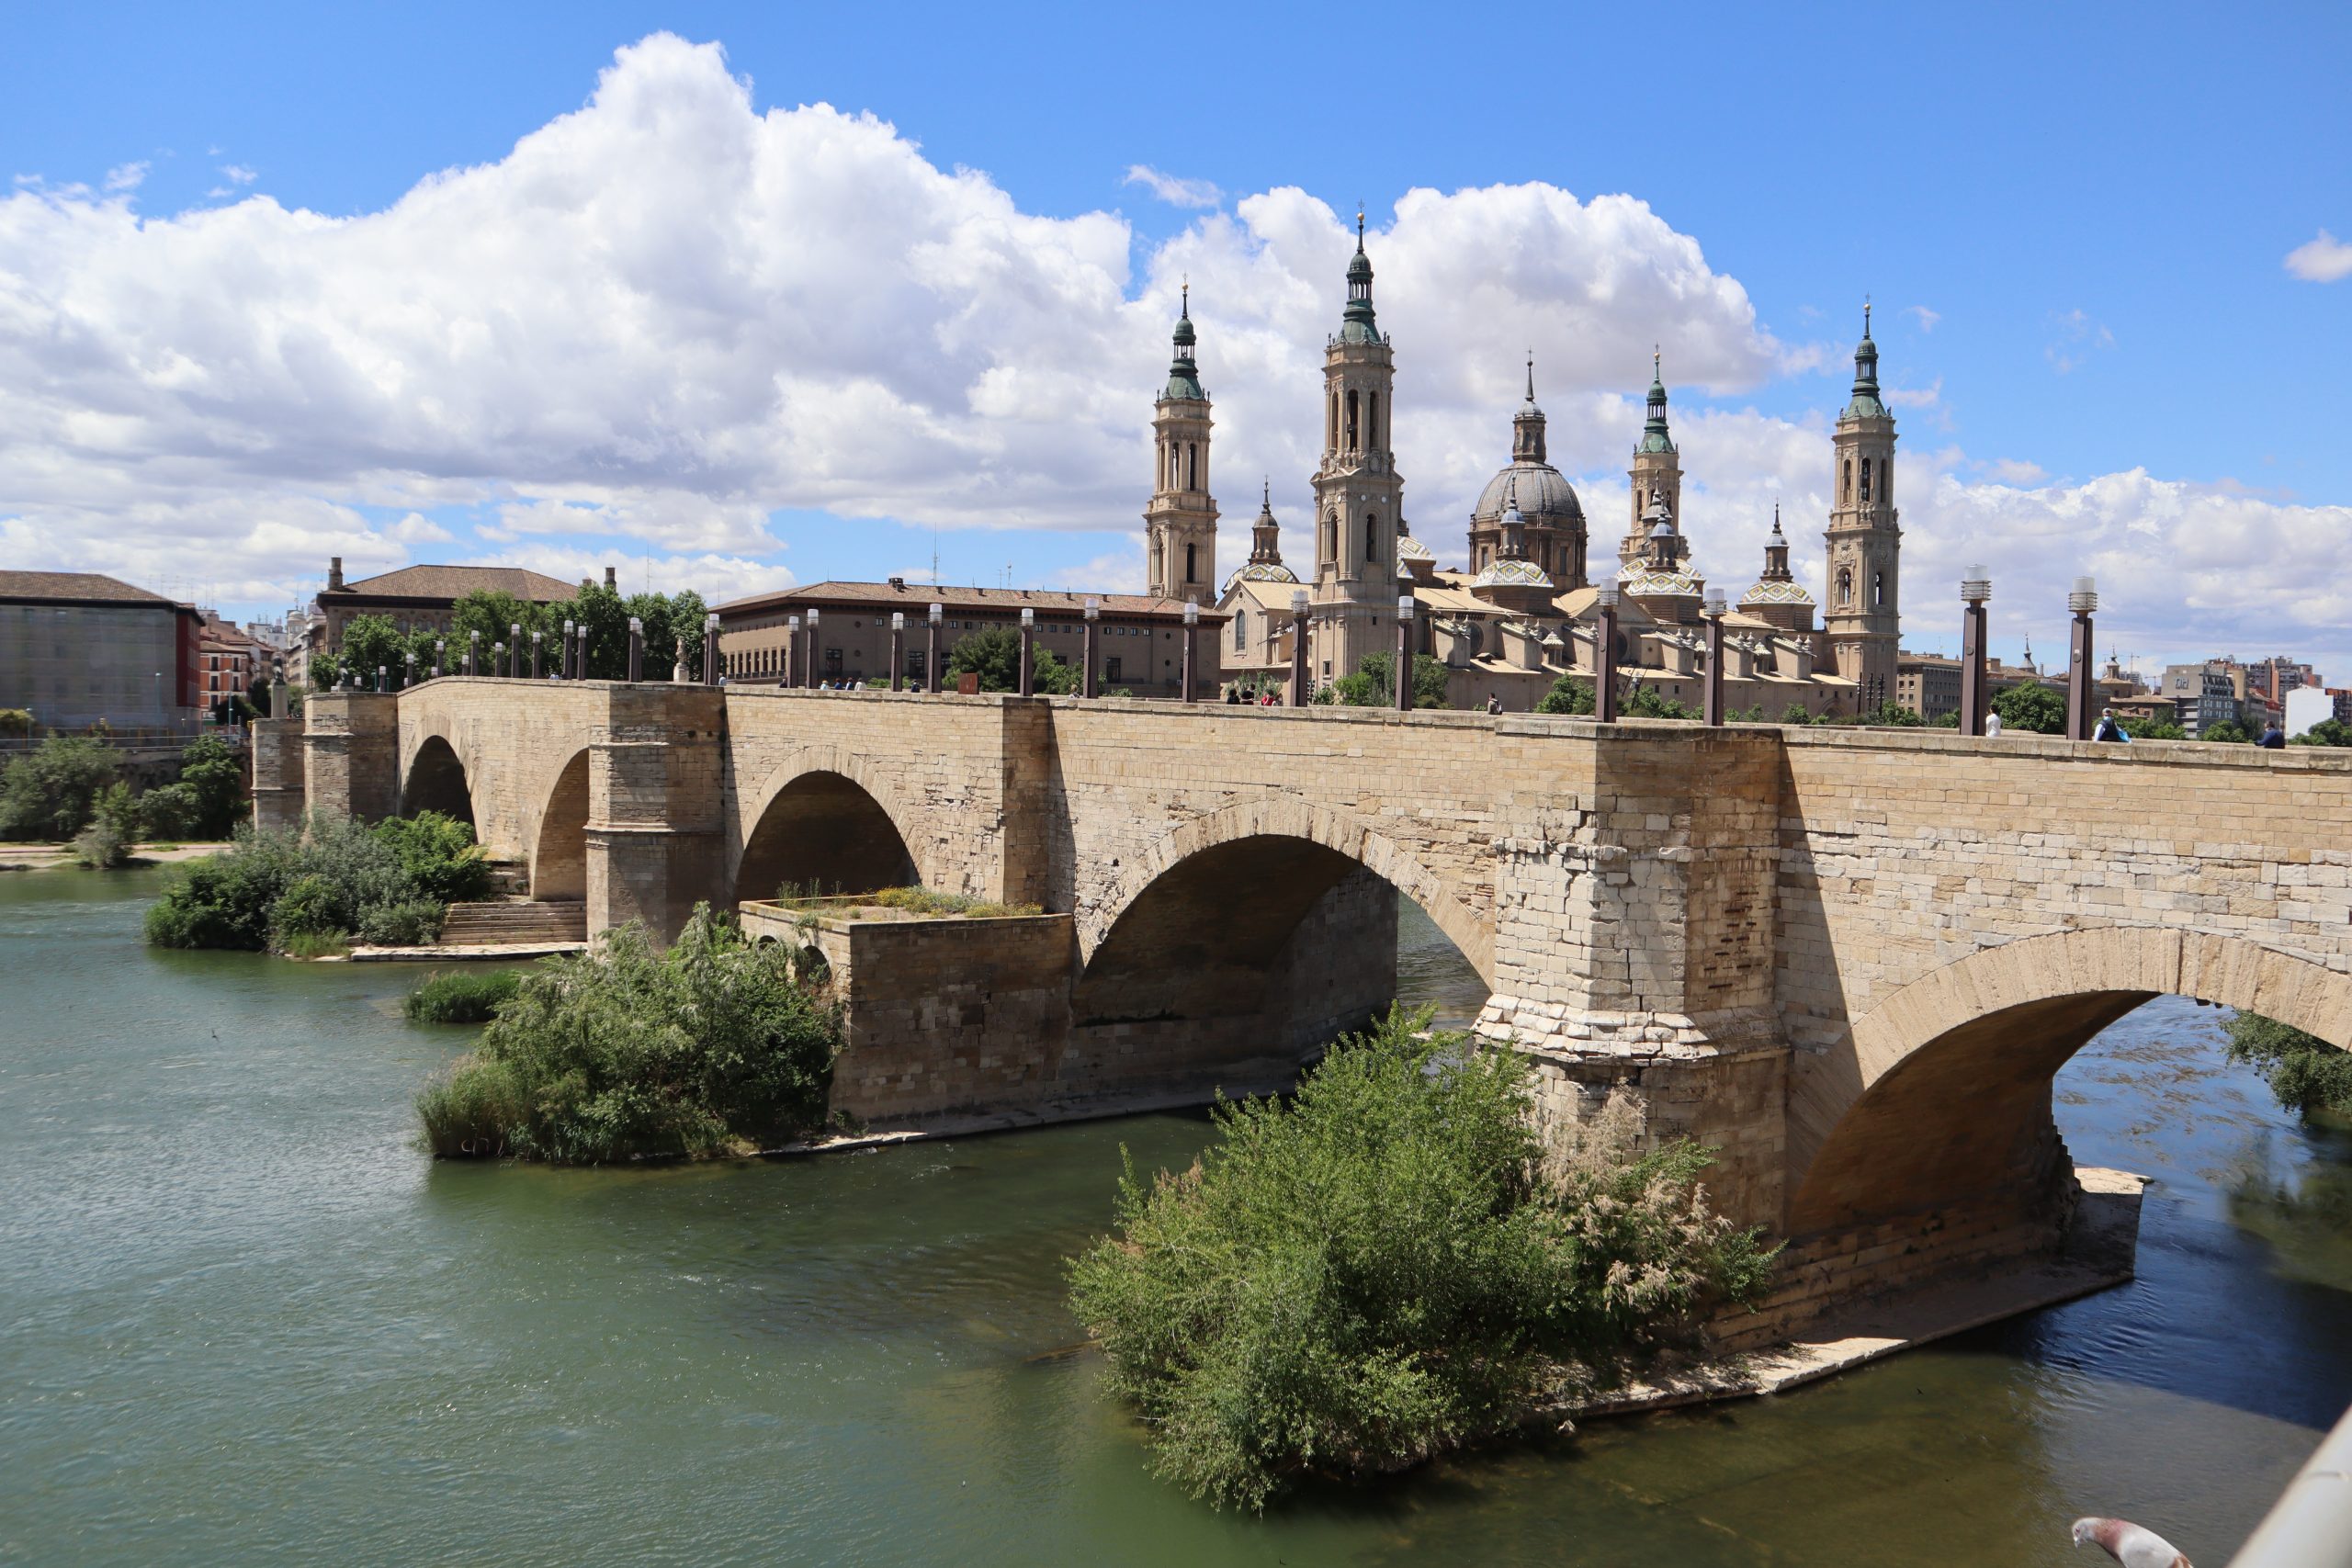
left=944, top=625, right=1077, bottom=694
left=0, top=736, right=119, bottom=840
left=2223, top=1010, right=2352, bottom=1118
left=2122, top=716, right=2187, bottom=740
left=1535, top=674, right=1594, bottom=716
left=1992, top=682, right=2067, bottom=735
left=1622, top=685, right=1695, bottom=721
left=176, top=734, right=247, bottom=839
left=1333, top=650, right=1451, bottom=709
left=2293, top=717, right=2352, bottom=748
left=447, top=590, right=553, bottom=660
left=1778, top=703, right=1816, bottom=727
left=1930, top=708, right=1962, bottom=728
left=2203, top=718, right=2253, bottom=745
left=1855, top=701, right=1924, bottom=728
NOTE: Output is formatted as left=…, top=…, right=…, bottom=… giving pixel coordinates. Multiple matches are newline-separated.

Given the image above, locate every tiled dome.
left=1230, top=560, right=1300, bottom=585
left=1474, top=464, right=1584, bottom=527
left=1474, top=557, right=1555, bottom=589
left=1623, top=568, right=1702, bottom=598
left=1739, top=578, right=1815, bottom=605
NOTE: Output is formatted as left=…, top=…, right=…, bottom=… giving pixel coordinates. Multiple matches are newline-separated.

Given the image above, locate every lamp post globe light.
left=1958, top=565, right=1992, bottom=735
left=1701, top=587, right=1727, bottom=728
left=889, top=611, right=906, bottom=693
left=1394, top=593, right=1417, bottom=711
left=1287, top=588, right=1310, bottom=708
left=2065, top=575, right=2098, bottom=740
left=1181, top=599, right=1199, bottom=703
left=1018, top=606, right=1036, bottom=697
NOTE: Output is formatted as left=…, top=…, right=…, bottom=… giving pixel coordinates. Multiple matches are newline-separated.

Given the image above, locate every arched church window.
left=1873, top=570, right=1884, bottom=608
left=1329, top=392, right=1338, bottom=447
left=1838, top=567, right=1853, bottom=605
left=1187, top=443, right=1198, bottom=491
left=1368, top=393, right=1380, bottom=451
left=1325, top=513, right=1338, bottom=559
left=1860, top=457, right=1872, bottom=502
left=1842, top=460, right=1852, bottom=502
left=1234, top=610, right=1247, bottom=649
left=1346, top=390, right=1360, bottom=450
left=1364, top=513, right=1378, bottom=559
left=1185, top=543, right=1197, bottom=584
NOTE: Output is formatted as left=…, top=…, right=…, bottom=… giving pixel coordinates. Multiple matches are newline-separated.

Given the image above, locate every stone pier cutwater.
left=261, top=678, right=2352, bottom=1347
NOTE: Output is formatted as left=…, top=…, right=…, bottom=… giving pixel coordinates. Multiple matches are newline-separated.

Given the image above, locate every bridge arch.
left=1072, top=795, right=1493, bottom=1032
left=731, top=747, right=931, bottom=903
left=529, top=749, right=591, bottom=899
left=401, top=733, right=478, bottom=827
left=1082, top=795, right=1493, bottom=983
left=1786, top=927, right=2352, bottom=1235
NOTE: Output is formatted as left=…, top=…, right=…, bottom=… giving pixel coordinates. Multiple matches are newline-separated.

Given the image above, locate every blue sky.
left=3, top=2, right=2348, bottom=676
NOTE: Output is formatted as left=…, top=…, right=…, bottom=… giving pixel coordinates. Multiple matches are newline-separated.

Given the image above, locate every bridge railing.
left=2228, top=1401, right=2352, bottom=1566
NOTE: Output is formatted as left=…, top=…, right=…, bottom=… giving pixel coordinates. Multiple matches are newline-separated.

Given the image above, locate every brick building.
left=0, top=570, right=203, bottom=732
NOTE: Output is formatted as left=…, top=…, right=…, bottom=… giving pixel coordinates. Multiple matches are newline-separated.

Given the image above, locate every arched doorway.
left=531, top=750, right=589, bottom=900
left=736, top=772, right=918, bottom=903
left=402, top=735, right=474, bottom=826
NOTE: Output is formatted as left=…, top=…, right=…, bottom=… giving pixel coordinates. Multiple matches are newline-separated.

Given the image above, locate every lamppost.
left=1018, top=607, right=1035, bottom=697
left=404, top=649, right=416, bottom=690
left=785, top=615, right=801, bottom=687
left=926, top=604, right=943, bottom=694
left=627, top=616, right=644, bottom=683
left=434, top=638, right=447, bottom=681
left=1395, top=594, right=1416, bottom=711
left=531, top=629, right=543, bottom=680
left=508, top=623, right=522, bottom=678
left=889, top=612, right=906, bottom=693
left=1181, top=601, right=1199, bottom=703
left=560, top=620, right=574, bottom=680
left=1288, top=589, right=1310, bottom=708
left=1594, top=573, right=1622, bottom=723
left=1080, top=599, right=1098, bottom=699
left=804, top=607, right=820, bottom=689
left=2065, top=575, right=2098, bottom=740
left=1702, top=587, right=1727, bottom=726
left=703, top=612, right=720, bottom=687
left=1960, top=564, right=1991, bottom=736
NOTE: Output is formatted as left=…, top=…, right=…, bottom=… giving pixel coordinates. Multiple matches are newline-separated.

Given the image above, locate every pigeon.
left=2072, top=1517, right=2192, bottom=1567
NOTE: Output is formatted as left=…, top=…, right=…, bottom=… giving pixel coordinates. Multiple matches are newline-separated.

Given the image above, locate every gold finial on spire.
left=1864, top=295, right=1872, bottom=335
left=1181, top=275, right=1188, bottom=316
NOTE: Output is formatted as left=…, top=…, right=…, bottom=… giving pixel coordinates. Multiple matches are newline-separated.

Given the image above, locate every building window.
left=1838, top=567, right=1853, bottom=605
left=1106, top=658, right=1122, bottom=683
left=1842, top=459, right=1852, bottom=502
left=1234, top=610, right=1247, bottom=649
left=1860, top=457, right=1872, bottom=503
left=1345, top=389, right=1360, bottom=449
left=1873, top=570, right=1884, bottom=608
left=1368, top=392, right=1380, bottom=450
left=1364, top=513, right=1377, bottom=559
left=1186, top=443, right=1197, bottom=491
left=1185, top=543, right=1196, bottom=583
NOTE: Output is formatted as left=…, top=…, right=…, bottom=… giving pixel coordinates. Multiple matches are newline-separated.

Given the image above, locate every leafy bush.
left=1993, top=682, right=2068, bottom=735
left=137, top=782, right=199, bottom=840
left=1068, top=1007, right=1775, bottom=1510
left=1333, top=651, right=1452, bottom=709
left=404, top=968, right=522, bottom=1023
left=944, top=625, right=1080, bottom=694
left=2294, top=717, right=2352, bottom=748
left=1778, top=703, right=1816, bottom=726
left=144, top=810, right=489, bottom=953
left=2224, top=1010, right=2352, bottom=1117
left=0, top=708, right=29, bottom=738
left=1622, top=685, right=1695, bottom=720
left=416, top=905, right=842, bottom=1163
left=778, top=884, right=1040, bottom=919
left=358, top=899, right=446, bottom=946
left=1535, top=675, right=1594, bottom=716
left=73, top=817, right=131, bottom=869
left=2203, top=718, right=2253, bottom=745
left=0, top=735, right=119, bottom=840
left=269, top=874, right=350, bottom=939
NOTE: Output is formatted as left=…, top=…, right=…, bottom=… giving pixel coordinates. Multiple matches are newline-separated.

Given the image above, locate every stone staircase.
left=437, top=897, right=588, bottom=949
left=481, top=861, right=532, bottom=897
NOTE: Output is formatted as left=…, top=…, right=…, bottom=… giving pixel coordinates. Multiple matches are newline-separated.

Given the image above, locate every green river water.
left=5, top=867, right=2351, bottom=1565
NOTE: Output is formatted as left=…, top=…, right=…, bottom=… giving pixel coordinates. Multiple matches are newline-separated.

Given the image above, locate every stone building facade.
left=1143, top=287, right=1219, bottom=604
left=0, top=570, right=202, bottom=731
left=1821, top=307, right=1902, bottom=702
left=1305, top=216, right=1408, bottom=684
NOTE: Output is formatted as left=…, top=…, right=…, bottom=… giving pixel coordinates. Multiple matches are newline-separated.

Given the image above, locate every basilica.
left=1158, top=219, right=1905, bottom=716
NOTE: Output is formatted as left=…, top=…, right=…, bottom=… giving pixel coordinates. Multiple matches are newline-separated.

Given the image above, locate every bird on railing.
left=2073, top=1516, right=2191, bottom=1567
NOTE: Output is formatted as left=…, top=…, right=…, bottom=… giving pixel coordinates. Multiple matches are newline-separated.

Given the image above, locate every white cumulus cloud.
left=1123, top=164, right=1221, bottom=210
left=2286, top=229, right=2352, bottom=283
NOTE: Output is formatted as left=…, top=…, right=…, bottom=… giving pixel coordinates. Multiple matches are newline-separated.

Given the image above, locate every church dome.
left=1623, top=568, right=1702, bottom=599
left=1473, top=464, right=1584, bottom=528
left=1230, top=560, right=1299, bottom=585
left=1396, top=531, right=1433, bottom=562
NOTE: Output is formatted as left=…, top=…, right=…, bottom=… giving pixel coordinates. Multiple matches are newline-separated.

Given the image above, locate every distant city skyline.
left=2, top=5, right=2346, bottom=677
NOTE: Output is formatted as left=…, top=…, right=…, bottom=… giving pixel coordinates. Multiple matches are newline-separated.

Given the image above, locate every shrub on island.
left=143, top=810, right=490, bottom=953
left=416, top=904, right=842, bottom=1163
left=1067, top=1006, right=1775, bottom=1511
left=403, top=968, right=523, bottom=1024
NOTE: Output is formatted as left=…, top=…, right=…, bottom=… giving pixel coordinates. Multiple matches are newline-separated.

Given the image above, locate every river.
left=3, top=868, right=2348, bottom=1565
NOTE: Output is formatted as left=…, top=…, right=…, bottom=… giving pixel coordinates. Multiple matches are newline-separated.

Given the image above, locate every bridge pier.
left=249, top=715, right=308, bottom=830
left=584, top=685, right=726, bottom=942
left=300, top=692, right=400, bottom=823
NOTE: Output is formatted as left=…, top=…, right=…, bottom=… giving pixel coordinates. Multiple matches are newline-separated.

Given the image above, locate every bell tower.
left=1307, top=211, right=1406, bottom=683
left=1822, top=303, right=1901, bottom=702
left=1621, top=352, right=1683, bottom=567
left=1145, top=285, right=1218, bottom=604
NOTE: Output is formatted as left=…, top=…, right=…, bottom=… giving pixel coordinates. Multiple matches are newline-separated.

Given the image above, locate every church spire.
left=1638, top=348, right=1676, bottom=455
left=1340, top=207, right=1379, bottom=344
left=1249, top=479, right=1284, bottom=566
left=1511, top=353, right=1547, bottom=463
left=1844, top=299, right=1886, bottom=419
left=1163, top=281, right=1204, bottom=401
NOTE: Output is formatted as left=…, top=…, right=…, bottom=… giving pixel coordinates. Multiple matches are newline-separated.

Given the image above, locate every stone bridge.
left=261, top=679, right=2352, bottom=1339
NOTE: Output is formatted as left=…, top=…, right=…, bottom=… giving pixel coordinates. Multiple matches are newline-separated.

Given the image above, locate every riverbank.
left=0, top=840, right=231, bottom=872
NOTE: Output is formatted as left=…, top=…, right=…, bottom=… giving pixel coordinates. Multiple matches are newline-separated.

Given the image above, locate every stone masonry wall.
left=249, top=716, right=307, bottom=831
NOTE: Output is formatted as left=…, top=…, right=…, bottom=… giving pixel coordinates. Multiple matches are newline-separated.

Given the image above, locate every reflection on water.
left=0, top=871, right=2346, bottom=1565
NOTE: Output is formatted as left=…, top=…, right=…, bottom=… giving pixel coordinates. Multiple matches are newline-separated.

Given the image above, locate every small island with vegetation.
left=415, top=904, right=842, bottom=1163
left=1067, top=1006, right=1776, bottom=1510
left=145, top=810, right=492, bottom=956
